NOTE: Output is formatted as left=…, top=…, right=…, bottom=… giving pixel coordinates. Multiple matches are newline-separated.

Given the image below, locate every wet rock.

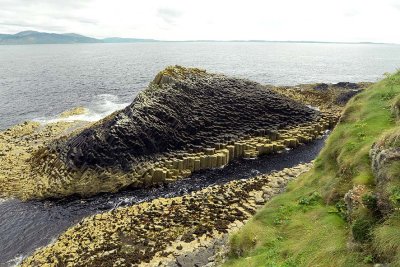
left=20, top=162, right=313, bottom=267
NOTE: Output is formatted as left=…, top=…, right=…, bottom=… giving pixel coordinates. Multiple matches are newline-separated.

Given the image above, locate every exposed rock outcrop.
left=370, top=93, right=400, bottom=214
left=53, top=66, right=319, bottom=169
left=1, top=66, right=365, bottom=200
left=26, top=66, right=329, bottom=198
left=20, top=163, right=313, bottom=267
left=370, top=128, right=400, bottom=214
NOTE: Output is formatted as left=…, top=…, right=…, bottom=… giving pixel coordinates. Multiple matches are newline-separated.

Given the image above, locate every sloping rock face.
left=27, top=66, right=324, bottom=198
left=52, top=66, right=319, bottom=170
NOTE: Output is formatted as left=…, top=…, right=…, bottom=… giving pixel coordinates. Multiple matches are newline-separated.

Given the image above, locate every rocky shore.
left=21, top=162, right=313, bottom=267
left=0, top=119, right=89, bottom=200
left=0, top=66, right=355, bottom=201
left=0, top=66, right=374, bottom=266
left=30, top=66, right=324, bottom=199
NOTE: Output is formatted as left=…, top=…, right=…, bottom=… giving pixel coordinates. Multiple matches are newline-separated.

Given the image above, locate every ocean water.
left=1, top=42, right=400, bottom=130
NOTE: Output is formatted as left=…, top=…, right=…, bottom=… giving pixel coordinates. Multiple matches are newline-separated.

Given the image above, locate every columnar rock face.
left=21, top=163, right=313, bottom=267
left=27, top=66, right=325, bottom=198
left=50, top=66, right=318, bottom=168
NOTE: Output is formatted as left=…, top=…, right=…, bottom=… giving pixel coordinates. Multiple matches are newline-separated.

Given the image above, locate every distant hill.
left=0, top=31, right=396, bottom=45
left=0, top=31, right=158, bottom=45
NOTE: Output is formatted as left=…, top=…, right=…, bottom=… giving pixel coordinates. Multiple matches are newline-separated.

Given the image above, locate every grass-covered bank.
left=224, top=72, right=400, bottom=267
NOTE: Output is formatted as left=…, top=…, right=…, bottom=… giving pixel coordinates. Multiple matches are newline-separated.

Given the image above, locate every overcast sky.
left=0, top=0, right=399, bottom=43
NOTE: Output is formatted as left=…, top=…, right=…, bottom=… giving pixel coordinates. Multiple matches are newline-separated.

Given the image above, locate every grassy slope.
left=224, top=72, right=400, bottom=267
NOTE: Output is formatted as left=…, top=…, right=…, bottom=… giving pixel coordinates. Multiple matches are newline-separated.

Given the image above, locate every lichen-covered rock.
left=270, top=81, right=371, bottom=116
left=344, top=185, right=369, bottom=221
left=20, top=163, right=312, bottom=267
left=370, top=128, right=400, bottom=213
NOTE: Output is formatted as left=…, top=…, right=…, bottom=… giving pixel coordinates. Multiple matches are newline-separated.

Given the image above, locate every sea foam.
left=34, top=94, right=130, bottom=124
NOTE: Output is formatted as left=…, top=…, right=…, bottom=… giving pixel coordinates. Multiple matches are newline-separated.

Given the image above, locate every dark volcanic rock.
left=333, top=82, right=360, bottom=89
left=55, top=66, right=320, bottom=171
left=313, top=83, right=329, bottom=90
left=335, top=89, right=362, bottom=105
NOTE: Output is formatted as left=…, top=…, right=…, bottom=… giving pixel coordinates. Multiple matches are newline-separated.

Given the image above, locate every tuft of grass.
left=226, top=189, right=368, bottom=267
left=373, top=212, right=400, bottom=264
left=224, top=71, right=400, bottom=267
left=392, top=95, right=400, bottom=120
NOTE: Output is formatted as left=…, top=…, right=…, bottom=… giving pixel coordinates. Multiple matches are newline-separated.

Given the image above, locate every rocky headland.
left=0, top=66, right=367, bottom=201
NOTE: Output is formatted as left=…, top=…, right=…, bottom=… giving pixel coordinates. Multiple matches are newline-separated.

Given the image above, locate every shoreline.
left=0, top=134, right=328, bottom=266
left=0, top=68, right=372, bottom=266
left=20, top=162, right=313, bottom=266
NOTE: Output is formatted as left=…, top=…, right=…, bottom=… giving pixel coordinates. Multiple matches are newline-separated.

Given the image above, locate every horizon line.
left=2, top=30, right=399, bottom=45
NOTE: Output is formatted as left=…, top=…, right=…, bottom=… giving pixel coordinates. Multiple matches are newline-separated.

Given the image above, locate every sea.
left=1, top=42, right=400, bottom=130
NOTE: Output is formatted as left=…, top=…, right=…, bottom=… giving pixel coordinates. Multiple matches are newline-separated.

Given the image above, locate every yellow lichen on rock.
left=153, top=65, right=207, bottom=85
left=0, top=120, right=90, bottom=200
left=59, top=107, right=88, bottom=118
left=20, top=162, right=313, bottom=267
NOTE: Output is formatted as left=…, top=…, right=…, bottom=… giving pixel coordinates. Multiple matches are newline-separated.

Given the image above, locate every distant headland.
left=0, top=31, right=158, bottom=45
left=0, top=30, right=397, bottom=45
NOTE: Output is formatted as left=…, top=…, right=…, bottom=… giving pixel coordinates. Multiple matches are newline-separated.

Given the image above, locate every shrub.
left=389, top=187, right=400, bottom=207
left=352, top=218, right=374, bottom=242
left=335, top=200, right=348, bottom=220
left=298, top=192, right=322, bottom=206
left=362, top=194, right=378, bottom=212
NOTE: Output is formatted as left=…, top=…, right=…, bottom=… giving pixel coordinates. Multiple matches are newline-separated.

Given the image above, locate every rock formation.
left=1, top=66, right=366, bottom=200
left=25, top=66, right=329, bottom=198
left=20, top=163, right=313, bottom=267
left=53, top=66, right=319, bottom=169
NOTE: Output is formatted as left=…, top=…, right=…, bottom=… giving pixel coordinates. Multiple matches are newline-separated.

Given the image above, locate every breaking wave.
left=34, top=94, right=130, bottom=124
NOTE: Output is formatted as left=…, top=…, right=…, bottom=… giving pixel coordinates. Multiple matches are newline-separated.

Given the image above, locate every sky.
left=0, top=0, right=399, bottom=43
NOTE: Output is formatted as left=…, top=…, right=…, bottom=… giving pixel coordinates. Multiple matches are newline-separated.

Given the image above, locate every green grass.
left=373, top=212, right=400, bottom=264
left=224, top=71, right=400, bottom=267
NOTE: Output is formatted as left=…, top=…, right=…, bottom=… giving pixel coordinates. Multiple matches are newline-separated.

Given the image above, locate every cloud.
left=157, top=7, right=182, bottom=24
left=0, top=20, right=66, bottom=32
left=0, top=0, right=399, bottom=43
left=344, top=9, right=359, bottom=17
left=392, top=3, right=400, bottom=11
